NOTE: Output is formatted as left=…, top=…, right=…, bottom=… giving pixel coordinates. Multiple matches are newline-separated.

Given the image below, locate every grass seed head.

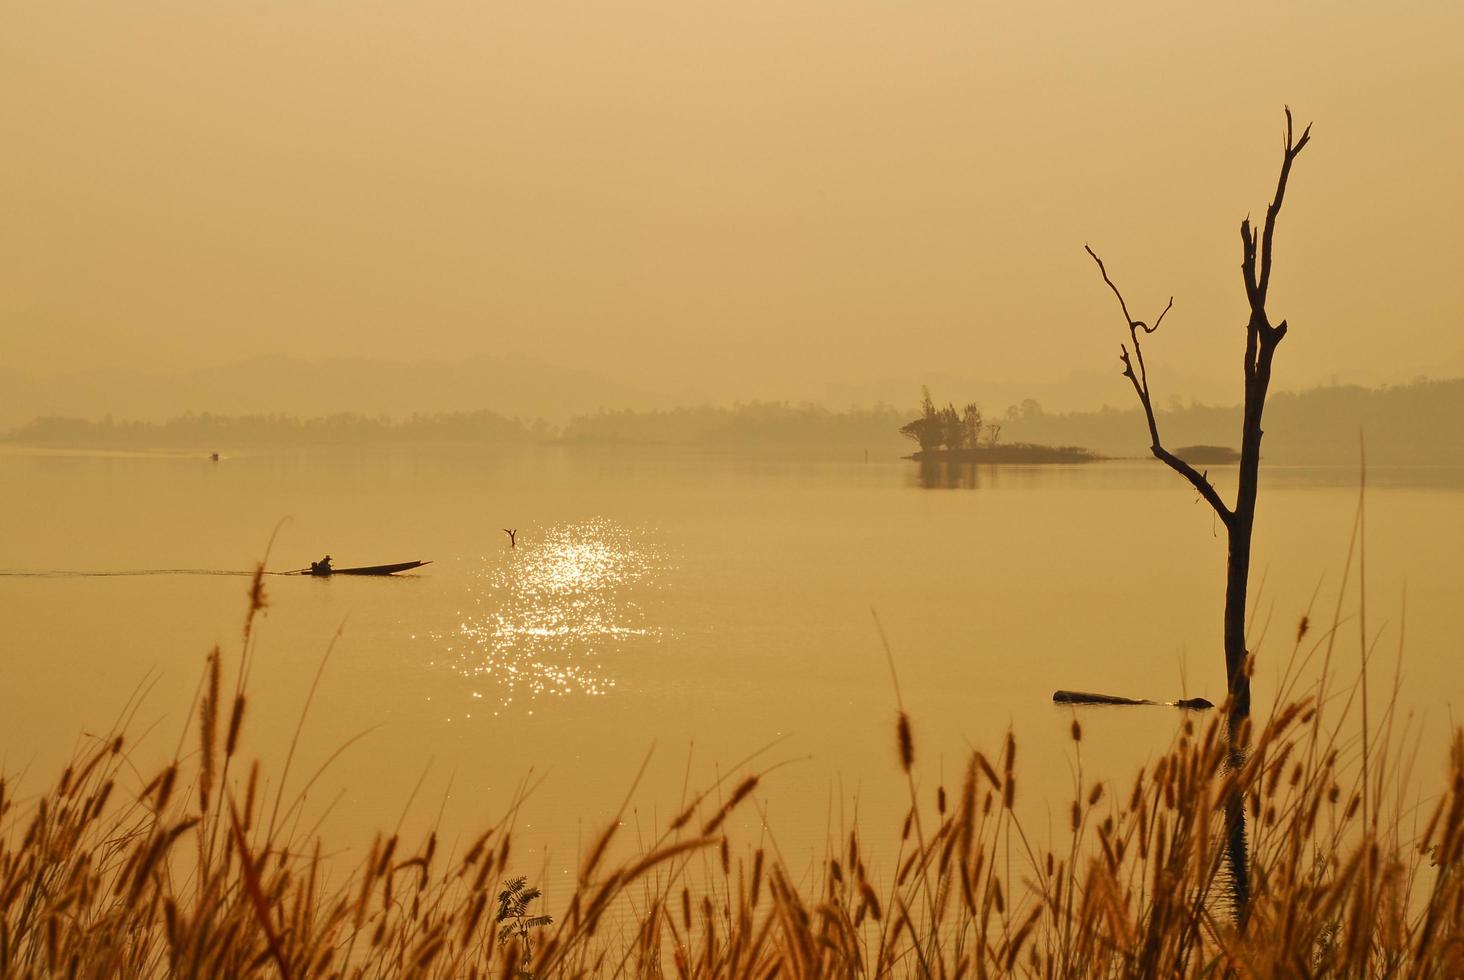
left=897, top=712, right=914, bottom=773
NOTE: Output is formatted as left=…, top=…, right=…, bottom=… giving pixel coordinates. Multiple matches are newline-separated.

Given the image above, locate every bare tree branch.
left=1084, top=245, right=1234, bottom=526
left=1085, top=244, right=1138, bottom=329
left=1257, top=107, right=1312, bottom=307
left=1240, top=220, right=1261, bottom=319
left=1150, top=296, right=1174, bottom=333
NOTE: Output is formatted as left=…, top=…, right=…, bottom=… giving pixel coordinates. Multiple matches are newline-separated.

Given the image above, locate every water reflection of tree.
left=914, top=459, right=980, bottom=490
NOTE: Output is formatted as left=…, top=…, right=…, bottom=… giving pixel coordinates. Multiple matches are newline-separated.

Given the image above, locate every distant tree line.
left=4, top=403, right=909, bottom=452
left=6, top=379, right=1458, bottom=463
left=999, top=377, right=1464, bottom=465
left=3, top=411, right=547, bottom=449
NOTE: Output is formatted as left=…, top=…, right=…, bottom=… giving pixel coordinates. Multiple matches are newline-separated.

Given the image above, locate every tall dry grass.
left=2, top=564, right=1461, bottom=978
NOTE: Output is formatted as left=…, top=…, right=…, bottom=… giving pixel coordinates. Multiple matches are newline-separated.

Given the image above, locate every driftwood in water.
left=1053, top=690, right=1214, bottom=710
left=1054, top=690, right=1148, bottom=706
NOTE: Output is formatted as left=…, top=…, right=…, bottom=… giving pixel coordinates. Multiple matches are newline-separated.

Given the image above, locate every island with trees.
left=899, top=387, right=1102, bottom=463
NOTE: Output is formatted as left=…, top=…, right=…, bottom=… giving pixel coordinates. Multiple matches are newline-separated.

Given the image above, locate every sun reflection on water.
left=432, top=520, right=670, bottom=710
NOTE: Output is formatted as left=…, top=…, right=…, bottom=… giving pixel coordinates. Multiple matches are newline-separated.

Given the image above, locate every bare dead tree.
left=1086, top=108, right=1311, bottom=738
left=503, top=528, right=517, bottom=548
left=1086, top=108, right=1312, bottom=920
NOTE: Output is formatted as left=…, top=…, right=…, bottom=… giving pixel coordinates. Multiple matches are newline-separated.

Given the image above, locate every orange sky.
left=2, top=1, right=1461, bottom=405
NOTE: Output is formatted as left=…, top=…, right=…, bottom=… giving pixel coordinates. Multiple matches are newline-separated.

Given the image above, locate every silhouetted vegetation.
left=899, top=387, right=985, bottom=452
left=901, top=387, right=1100, bottom=463
left=3, top=577, right=1461, bottom=977
left=495, top=876, right=552, bottom=959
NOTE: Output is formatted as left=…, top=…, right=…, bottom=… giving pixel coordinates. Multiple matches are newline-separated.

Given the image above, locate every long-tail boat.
left=303, top=560, right=431, bottom=577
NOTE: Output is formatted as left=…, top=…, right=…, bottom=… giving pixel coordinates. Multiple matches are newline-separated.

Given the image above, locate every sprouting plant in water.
left=497, top=876, right=552, bottom=961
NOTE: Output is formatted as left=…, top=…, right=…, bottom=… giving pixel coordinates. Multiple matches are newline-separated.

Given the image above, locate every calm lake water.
left=2, top=446, right=1461, bottom=898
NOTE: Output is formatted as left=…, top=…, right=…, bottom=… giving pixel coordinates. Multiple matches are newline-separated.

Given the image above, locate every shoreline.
left=909, top=443, right=1104, bottom=464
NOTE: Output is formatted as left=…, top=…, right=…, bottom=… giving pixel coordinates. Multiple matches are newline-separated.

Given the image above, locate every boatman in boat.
left=310, top=554, right=333, bottom=575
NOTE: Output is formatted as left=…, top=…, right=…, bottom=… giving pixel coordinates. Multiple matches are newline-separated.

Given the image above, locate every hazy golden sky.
left=2, top=1, right=1461, bottom=403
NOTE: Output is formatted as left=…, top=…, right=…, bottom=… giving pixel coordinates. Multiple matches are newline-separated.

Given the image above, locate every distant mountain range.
left=0, top=355, right=1322, bottom=431
left=1, top=356, right=1159, bottom=430
left=0, top=354, right=691, bottom=429
left=816, top=366, right=1240, bottom=417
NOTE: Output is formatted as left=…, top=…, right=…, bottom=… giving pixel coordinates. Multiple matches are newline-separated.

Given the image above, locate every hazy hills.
left=1001, top=378, right=1464, bottom=465
left=5, top=348, right=1463, bottom=467
left=7, top=350, right=1463, bottom=435
left=0, top=354, right=1218, bottom=429
left=0, top=354, right=690, bottom=429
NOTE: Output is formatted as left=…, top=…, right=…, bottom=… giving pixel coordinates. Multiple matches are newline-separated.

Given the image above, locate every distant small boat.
left=302, top=560, right=431, bottom=577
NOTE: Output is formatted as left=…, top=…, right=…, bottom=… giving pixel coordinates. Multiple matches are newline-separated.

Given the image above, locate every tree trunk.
left=1223, top=322, right=1281, bottom=924
left=1223, top=489, right=1255, bottom=922
left=1229, top=326, right=1280, bottom=739
left=1223, top=521, right=1253, bottom=738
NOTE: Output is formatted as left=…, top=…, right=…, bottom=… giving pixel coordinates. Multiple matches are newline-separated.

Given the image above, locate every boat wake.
left=0, top=568, right=256, bottom=578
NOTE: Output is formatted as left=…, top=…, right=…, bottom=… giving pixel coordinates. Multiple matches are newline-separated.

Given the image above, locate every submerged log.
left=1053, top=690, right=1148, bottom=706
left=1052, top=690, right=1213, bottom=710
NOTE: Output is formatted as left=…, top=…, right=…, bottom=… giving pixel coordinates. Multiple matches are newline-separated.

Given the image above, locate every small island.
left=900, top=388, right=1102, bottom=463
left=1172, top=444, right=1242, bottom=464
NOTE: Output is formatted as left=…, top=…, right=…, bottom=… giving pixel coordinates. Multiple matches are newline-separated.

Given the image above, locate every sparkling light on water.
left=432, top=519, right=670, bottom=708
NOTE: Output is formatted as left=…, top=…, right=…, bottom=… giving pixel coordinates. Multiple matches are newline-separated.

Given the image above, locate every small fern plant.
left=496, top=876, right=553, bottom=961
